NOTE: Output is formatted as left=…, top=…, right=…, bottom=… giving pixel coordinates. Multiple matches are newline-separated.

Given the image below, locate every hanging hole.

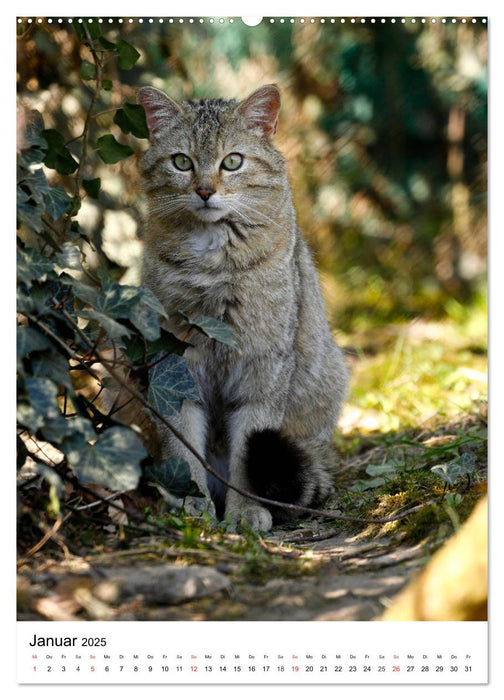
left=241, top=17, right=263, bottom=26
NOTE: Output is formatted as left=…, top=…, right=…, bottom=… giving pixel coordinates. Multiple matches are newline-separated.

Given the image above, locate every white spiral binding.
left=17, top=17, right=488, bottom=26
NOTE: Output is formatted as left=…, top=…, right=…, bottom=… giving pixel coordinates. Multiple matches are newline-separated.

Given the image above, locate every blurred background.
left=17, top=17, right=488, bottom=434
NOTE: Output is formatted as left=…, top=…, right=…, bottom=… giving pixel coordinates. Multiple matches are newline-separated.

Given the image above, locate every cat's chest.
left=186, top=222, right=229, bottom=258
left=145, top=234, right=235, bottom=322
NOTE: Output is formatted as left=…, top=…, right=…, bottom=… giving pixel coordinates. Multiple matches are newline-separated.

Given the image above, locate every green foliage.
left=114, top=103, right=150, bottom=139
left=181, top=313, right=239, bottom=349
left=41, top=129, right=79, bottom=175
left=431, top=452, right=477, bottom=487
left=96, top=134, right=135, bottom=164
left=145, top=457, right=206, bottom=499
left=148, top=354, right=200, bottom=416
left=16, top=23, right=234, bottom=521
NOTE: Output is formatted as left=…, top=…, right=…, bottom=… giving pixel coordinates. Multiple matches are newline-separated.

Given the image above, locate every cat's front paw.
left=226, top=502, right=273, bottom=532
left=183, top=495, right=216, bottom=519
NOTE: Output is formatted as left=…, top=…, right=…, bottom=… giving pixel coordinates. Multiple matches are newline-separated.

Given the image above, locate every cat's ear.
left=237, top=85, right=281, bottom=139
left=137, top=87, right=182, bottom=137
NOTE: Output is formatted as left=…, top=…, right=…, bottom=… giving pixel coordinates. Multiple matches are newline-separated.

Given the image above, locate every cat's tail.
left=245, top=429, right=335, bottom=523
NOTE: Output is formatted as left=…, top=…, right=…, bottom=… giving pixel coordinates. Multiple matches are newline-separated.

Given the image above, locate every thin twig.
left=23, top=312, right=102, bottom=382
left=24, top=513, right=72, bottom=558
left=62, top=26, right=104, bottom=237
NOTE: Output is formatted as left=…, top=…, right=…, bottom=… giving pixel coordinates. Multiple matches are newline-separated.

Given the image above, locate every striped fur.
left=137, top=85, right=349, bottom=530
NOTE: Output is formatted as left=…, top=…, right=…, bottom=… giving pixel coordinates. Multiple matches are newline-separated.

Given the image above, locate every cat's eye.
left=221, top=153, right=243, bottom=171
left=172, top=153, right=193, bottom=171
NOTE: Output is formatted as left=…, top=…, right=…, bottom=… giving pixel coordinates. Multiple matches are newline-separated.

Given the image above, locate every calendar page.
left=15, top=2, right=489, bottom=691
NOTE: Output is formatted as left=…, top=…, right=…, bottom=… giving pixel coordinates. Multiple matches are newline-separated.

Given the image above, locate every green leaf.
left=101, top=79, right=113, bottom=91
left=349, top=477, right=387, bottom=492
left=365, top=462, right=400, bottom=477
left=17, top=195, right=43, bottom=233
left=55, top=242, right=83, bottom=271
left=73, top=18, right=102, bottom=42
left=41, top=129, right=79, bottom=175
left=62, top=275, right=100, bottom=307
left=31, top=350, right=73, bottom=390
left=116, top=39, right=141, bottom=70
left=69, top=426, right=146, bottom=491
left=181, top=313, right=239, bottom=349
left=43, top=186, right=72, bottom=220
left=17, top=326, right=51, bottom=358
left=114, top=103, right=149, bottom=139
left=17, top=246, right=55, bottom=287
left=80, top=59, right=97, bottom=80
left=145, top=457, right=205, bottom=498
left=97, top=282, right=142, bottom=316
left=123, top=329, right=187, bottom=363
left=148, top=353, right=200, bottom=416
left=25, top=376, right=61, bottom=420
left=96, top=134, right=134, bottom=164
left=77, top=309, right=133, bottom=340
left=129, top=303, right=160, bottom=341
left=138, top=286, right=169, bottom=318
left=83, top=177, right=101, bottom=198
left=98, top=36, right=116, bottom=51
left=431, top=453, right=477, bottom=486
left=17, top=402, right=45, bottom=432
left=460, top=452, right=477, bottom=470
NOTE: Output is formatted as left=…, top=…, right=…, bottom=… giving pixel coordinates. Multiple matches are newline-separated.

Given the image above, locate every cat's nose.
left=196, top=186, right=215, bottom=202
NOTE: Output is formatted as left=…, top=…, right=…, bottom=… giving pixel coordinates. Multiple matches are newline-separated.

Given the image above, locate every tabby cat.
left=137, top=84, right=348, bottom=531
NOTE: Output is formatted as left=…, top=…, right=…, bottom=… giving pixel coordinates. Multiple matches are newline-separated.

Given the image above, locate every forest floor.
left=17, top=311, right=488, bottom=622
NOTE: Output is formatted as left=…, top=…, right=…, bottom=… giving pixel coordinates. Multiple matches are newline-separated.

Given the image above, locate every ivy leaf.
left=17, top=246, right=55, bottom=287
left=80, top=59, right=97, bottom=80
left=181, top=313, right=239, bottom=349
left=96, top=134, right=134, bottom=164
left=101, top=79, right=113, bottom=91
left=460, top=452, right=477, bottom=470
left=77, top=309, right=133, bottom=340
left=114, top=103, right=149, bottom=139
left=129, top=303, right=160, bottom=341
left=98, top=36, right=116, bottom=51
left=17, top=402, right=45, bottom=433
left=31, top=350, right=73, bottom=390
left=17, top=186, right=44, bottom=233
left=17, top=326, right=51, bottom=358
left=25, top=376, right=61, bottom=420
left=365, top=462, right=400, bottom=477
left=349, top=477, right=387, bottom=493
left=145, top=457, right=205, bottom=498
left=73, top=18, right=102, bottom=42
left=83, top=177, right=101, bottom=199
left=137, top=286, right=168, bottom=318
left=116, top=39, right=141, bottom=70
left=96, top=282, right=142, bottom=316
left=123, top=328, right=187, bottom=364
left=431, top=453, right=477, bottom=486
left=148, top=353, right=200, bottom=416
left=126, top=286, right=168, bottom=341
left=41, top=129, right=79, bottom=175
left=69, top=426, right=146, bottom=491
left=55, top=242, right=83, bottom=271
left=43, top=186, right=72, bottom=220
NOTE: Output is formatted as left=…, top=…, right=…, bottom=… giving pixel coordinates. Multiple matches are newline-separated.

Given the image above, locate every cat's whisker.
left=226, top=203, right=258, bottom=229
left=148, top=193, right=192, bottom=218
left=235, top=200, right=285, bottom=232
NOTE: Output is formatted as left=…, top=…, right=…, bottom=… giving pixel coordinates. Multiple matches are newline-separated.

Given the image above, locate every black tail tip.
left=245, top=429, right=309, bottom=510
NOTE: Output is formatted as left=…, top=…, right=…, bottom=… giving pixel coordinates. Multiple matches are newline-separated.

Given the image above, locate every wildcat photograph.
left=136, top=84, right=349, bottom=531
